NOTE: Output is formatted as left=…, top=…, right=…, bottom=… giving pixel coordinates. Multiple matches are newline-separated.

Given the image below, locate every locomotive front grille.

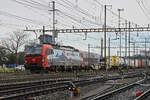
left=25, top=63, right=42, bottom=70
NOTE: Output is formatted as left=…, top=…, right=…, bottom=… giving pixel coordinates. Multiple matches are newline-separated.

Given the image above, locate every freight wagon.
left=100, top=56, right=125, bottom=69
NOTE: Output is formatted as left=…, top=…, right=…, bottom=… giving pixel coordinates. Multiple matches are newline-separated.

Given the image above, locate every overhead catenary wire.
left=24, top=5, right=51, bottom=19
left=58, top=0, right=109, bottom=28
left=136, top=0, right=150, bottom=21
left=0, top=10, right=47, bottom=25
left=13, top=0, right=99, bottom=28
left=58, top=11, right=102, bottom=27
left=26, top=0, right=49, bottom=8
left=11, top=0, right=121, bottom=28
left=11, top=0, right=50, bottom=11
left=61, top=0, right=99, bottom=21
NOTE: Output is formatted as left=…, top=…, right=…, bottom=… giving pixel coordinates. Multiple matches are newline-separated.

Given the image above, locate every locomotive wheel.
left=44, top=69, right=49, bottom=73
left=61, top=66, right=65, bottom=72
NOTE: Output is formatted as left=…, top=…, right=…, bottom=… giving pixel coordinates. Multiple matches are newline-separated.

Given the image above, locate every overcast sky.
left=0, top=0, right=150, bottom=56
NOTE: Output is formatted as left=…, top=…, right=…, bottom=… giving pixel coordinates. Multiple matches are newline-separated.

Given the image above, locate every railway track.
left=89, top=73, right=150, bottom=100
left=0, top=78, right=72, bottom=91
left=0, top=69, right=146, bottom=84
left=80, top=74, right=143, bottom=100
left=135, top=87, right=150, bottom=100
left=0, top=71, right=146, bottom=100
left=0, top=77, right=106, bottom=100
left=0, top=72, right=102, bottom=84
left=0, top=75, right=105, bottom=92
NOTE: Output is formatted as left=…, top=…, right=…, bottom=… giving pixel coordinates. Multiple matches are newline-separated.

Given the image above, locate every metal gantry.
left=25, top=26, right=150, bottom=33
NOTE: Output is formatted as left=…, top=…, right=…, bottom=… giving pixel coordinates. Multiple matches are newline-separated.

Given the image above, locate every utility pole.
left=108, top=38, right=110, bottom=69
left=118, top=8, right=124, bottom=64
left=133, top=42, right=135, bottom=67
left=117, top=51, right=119, bottom=56
left=125, top=20, right=127, bottom=58
left=49, top=1, right=57, bottom=44
left=88, top=44, right=90, bottom=67
left=43, top=26, right=45, bottom=43
left=104, top=5, right=107, bottom=69
left=137, top=46, right=139, bottom=67
left=52, top=1, right=56, bottom=43
left=101, top=38, right=103, bottom=57
left=145, top=38, right=147, bottom=67
left=128, top=22, right=131, bottom=68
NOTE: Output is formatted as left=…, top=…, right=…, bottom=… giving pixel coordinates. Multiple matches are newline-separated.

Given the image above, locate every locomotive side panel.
left=47, top=48, right=82, bottom=67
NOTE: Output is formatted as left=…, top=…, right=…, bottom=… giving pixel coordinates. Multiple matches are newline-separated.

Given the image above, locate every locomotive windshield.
left=26, top=46, right=42, bottom=56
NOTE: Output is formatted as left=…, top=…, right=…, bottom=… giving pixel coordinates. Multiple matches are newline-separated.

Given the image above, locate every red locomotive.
left=24, top=35, right=100, bottom=73
left=24, top=44, right=99, bottom=72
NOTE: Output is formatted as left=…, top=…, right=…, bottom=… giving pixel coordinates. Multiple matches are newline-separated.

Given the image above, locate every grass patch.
left=0, top=67, right=31, bottom=77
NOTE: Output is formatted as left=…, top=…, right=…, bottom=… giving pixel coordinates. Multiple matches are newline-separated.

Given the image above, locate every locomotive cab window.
left=26, top=46, right=42, bottom=56
left=45, top=49, right=54, bottom=55
left=79, top=53, right=83, bottom=57
left=49, top=49, right=54, bottom=54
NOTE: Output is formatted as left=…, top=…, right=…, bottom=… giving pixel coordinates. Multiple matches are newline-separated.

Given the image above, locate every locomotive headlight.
left=42, top=58, right=45, bottom=62
left=25, top=60, right=27, bottom=64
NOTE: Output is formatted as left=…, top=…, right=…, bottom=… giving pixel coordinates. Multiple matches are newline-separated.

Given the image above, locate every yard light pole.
left=104, top=5, right=112, bottom=74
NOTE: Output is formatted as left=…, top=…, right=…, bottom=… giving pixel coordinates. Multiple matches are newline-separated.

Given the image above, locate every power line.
left=58, top=11, right=102, bottom=27
left=0, top=10, right=47, bottom=25
left=136, top=0, right=150, bottom=21
left=58, top=0, right=107, bottom=27
left=56, top=8, right=102, bottom=27
left=12, top=0, right=98, bottom=28
left=11, top=0, right=50, bottom=10
left=11, top=0, right=114, bottom=28
left=93, top=0, right=138, bottom=26
left=61, top=0, right=98, bottom=21
left=27, top=0, right=49, bottom=8
left=24, top=5, right=50, bottom=19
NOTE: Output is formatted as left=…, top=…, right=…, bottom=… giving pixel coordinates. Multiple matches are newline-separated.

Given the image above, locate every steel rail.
left=0, top=78, right=71, bottom=91
left=0, top=82, right=68, bottom=96
left=0, top=78, right=105, bottom=100
left=0, top=85, right=69, bottom=100
left=135, top=88, right=150, bottom=100
left=91, top=83, right=138, bottom=100
left=0, top=72, right=147, bottom=100
left=0, top=72, right=143, bottom=91
left=91, top=73, right=147, bottom=100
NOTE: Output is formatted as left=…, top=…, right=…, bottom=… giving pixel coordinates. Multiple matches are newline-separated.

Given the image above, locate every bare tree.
left=0, top=31, right=28, bottom=65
